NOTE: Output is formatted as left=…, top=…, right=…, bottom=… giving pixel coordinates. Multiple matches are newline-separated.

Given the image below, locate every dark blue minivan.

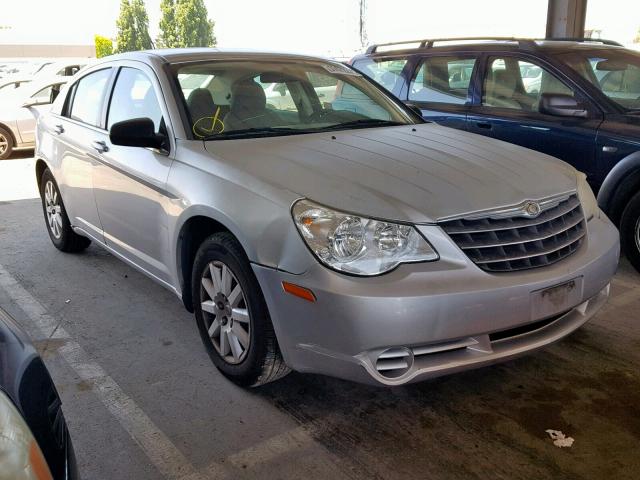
left=351, top=38, right=640, bottom=272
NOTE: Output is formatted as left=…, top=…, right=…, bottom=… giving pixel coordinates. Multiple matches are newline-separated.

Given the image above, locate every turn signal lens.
left=282, top=282, right=316, bottom=302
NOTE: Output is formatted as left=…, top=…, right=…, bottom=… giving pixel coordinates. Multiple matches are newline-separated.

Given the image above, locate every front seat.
left=187, top=88, right=219, bottom=137
left=484, top=69, right=523, bottom=109
left=223, top=79, right=277, bottom=130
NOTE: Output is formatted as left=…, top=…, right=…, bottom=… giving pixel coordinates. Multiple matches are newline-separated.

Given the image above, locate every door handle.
left=476, top=122, right=492, bottom=130
left=91, top=140, right=109, bottom=153
left=53, top=124, right=64, bottom=135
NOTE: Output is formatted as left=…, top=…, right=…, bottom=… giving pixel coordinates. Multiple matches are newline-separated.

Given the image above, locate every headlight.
left=576, top=172, right=598, bottom=221
left=0, top=390, right=53, bottom=480
left=292, top=199, right=438, bottom=275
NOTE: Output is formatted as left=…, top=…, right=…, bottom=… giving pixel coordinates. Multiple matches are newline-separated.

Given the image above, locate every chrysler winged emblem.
left=522, top=200, right=542, bottom=218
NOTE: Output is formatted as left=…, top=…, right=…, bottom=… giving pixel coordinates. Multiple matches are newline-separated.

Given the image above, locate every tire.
left=0, top=126, right=14, bottom=160
left=191, top=232, right=290, bottom=387
left=39, top=169, right=91, bottom=253
left=620, top=191, right=640, bottom=273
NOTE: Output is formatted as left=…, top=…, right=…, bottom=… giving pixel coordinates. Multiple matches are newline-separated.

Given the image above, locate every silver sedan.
left=35, top=49, right=619, bottom=386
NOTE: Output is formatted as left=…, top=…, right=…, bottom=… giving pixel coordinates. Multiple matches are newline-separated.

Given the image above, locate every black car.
left=0, top=306, right=78, bottom=479
left=351, top=37, right=640, bottom=272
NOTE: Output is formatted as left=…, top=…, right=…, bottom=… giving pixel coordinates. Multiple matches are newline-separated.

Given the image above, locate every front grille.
left=440, top=194, right=586, bottom=272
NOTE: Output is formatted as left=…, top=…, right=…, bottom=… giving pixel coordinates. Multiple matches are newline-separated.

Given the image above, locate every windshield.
left=174, top=60, right=413, bottom=140
left=558, top=49, right=640, bottom=111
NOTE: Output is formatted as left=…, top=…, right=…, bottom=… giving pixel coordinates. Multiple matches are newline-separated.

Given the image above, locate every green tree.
left=115, top=0, right=153, bottom=53
left=634, top=27, right=640, bottom=44
left=175, top=0, right=216, bottom=48
left=157, top=0, right=179, bottom=48
left=94, top=35, right=114, bottom=58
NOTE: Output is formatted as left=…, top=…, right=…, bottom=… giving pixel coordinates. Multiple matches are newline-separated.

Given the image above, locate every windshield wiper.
left=320, top=119, right=407, bottom=131
left=202, top=127, right=310, bottom=141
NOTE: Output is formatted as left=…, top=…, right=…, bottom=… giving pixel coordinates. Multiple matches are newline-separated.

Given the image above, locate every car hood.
left=204, top=123, right=577, bottom=223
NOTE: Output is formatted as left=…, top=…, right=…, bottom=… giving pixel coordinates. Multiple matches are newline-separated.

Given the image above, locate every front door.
left=404, top=54, right=478, bottom=131
left=467, top=55, right=602, bottom=180
left=91, top=65, right=174, bottom=284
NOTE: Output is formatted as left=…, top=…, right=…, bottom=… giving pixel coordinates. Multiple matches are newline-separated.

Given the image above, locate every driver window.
left=483, top=57, right=574, bottom=111
left=107, top=67, right=164, bottom=133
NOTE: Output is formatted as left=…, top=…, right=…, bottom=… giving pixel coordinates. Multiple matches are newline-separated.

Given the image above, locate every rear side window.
left=352, top=58, right=408, bottom=93
left=68, top=69, right=112, bottom=127
left=107, top=67, right=163, bottom=132
left=408, top=56, right=476, bottom=104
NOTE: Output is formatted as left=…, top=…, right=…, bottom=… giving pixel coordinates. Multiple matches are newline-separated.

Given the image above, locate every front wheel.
left=620, top=191, right=640, bottom=273
left=192, top=232, right=290, bottom=387
left=0, top=126, right=14, bottom=160
left=39, top=169, right=91, bottom=253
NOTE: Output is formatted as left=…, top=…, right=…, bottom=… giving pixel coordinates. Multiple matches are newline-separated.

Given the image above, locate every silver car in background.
left=35, top=49, right=619, bottom=387
left=0, top=77, right=67, bottom=159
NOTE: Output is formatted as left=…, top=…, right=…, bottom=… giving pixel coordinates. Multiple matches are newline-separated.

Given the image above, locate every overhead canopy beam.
left=546, top=0, right=587, bottom=38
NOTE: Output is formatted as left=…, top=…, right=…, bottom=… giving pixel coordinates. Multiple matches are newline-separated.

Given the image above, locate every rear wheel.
left=192, top=232, right=290, bottom=387
left=0, top=127, right=13, bottom=160
left=39, top=169, right=91, bottom=253
left=620, top=191, right=640, bottom=273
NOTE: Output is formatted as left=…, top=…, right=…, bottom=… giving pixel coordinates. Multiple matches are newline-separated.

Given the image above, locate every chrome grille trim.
left=440, top=194, right=586, bottom=272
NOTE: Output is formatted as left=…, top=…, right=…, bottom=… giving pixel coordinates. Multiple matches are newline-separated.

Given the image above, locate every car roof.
left=102, top=48, right=338, bottom=65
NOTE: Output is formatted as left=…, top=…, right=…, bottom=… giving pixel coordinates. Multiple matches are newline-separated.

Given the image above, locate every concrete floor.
left=1, top=155, right=639, bottom=479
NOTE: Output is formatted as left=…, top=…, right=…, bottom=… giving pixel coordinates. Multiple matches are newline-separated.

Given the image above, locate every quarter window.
left=68, top=69, right=112, bottom=127
left=482, top=57, right=574, bottom=111
left=107, top=67, right=164, bottom=132
left=408, top=56, right=476, bottom=104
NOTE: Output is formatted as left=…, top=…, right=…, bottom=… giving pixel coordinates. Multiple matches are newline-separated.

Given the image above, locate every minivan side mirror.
left=539, top=93, right=588, bottom=118
left=110, top=118, right=166, bottom=150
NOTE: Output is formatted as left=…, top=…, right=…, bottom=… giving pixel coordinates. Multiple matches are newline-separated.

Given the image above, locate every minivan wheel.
left=39, top=169, right=91, bottom=253
left=620, top=191, right=640, bottom=273
left=0, top=127, right=13, bottom=160
left=192, top=232, right=290, bottom=386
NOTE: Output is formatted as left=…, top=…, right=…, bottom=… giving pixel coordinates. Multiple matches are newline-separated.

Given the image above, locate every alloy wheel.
left=0, top=132, right=8, bottom=156
left=200, top=260, right=251, bottom=364
left=635, top=216, right=640, bottom=253
left=44, top=180, right=63, bottom=239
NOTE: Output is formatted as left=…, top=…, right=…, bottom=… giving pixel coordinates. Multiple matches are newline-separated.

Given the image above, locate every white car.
left=0, top=77, right=67, bottom=159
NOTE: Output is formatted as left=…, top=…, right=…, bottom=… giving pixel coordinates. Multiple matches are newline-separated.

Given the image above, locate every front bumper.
left=253, top=213, right=619, bottom=386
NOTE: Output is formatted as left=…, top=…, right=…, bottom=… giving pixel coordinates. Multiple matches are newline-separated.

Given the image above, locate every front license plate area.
left=530, top=277, right=583, bottom=321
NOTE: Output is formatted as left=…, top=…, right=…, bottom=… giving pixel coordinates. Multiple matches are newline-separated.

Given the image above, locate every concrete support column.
left=546, top=0, right=588, bottom=38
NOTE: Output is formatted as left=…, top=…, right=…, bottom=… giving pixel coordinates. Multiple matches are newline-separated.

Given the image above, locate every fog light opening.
left=375, top=347, right=414, bottom=379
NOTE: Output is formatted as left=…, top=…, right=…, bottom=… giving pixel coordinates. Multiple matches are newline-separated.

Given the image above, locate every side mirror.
left=109, top=118, right=166, bottom=150
left=406, top=104, right=424, bottom=118
left=22, top=99, right=50, bottom=108
left=539, top=93, right=588, bottom=118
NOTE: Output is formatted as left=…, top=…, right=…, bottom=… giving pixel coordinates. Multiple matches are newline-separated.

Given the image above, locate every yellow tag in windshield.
left=193, top=107, right=225, bottom=138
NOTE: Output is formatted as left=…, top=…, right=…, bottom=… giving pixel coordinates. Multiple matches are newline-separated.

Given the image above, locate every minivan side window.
left=352, top=58, right=408, bottom=93
left=408, top=57, right=476, bottom=104
left=68, top=69, right=112, bottom=127
left=107, top=67, right=164, bottom=133
left=482, top=57, right=574, bottom=111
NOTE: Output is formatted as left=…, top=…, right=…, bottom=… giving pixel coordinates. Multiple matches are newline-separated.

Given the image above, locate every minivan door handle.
left=91, top=140, right=109, bottom=153
left=475, top=122, right=492, bottom=130
left=53, top=124, right=64, bottom=135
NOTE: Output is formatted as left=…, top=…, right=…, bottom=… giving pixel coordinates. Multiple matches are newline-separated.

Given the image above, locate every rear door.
left=92, top=63, right=175, bottom=283
left=51, top=67, right=113, bottom=241
left=467, top=54, right=602, bottom=179
left=404, top=54, right=478, bottom=130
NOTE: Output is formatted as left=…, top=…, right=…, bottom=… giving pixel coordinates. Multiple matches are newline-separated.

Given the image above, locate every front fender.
left=597, top=150, right=640, bottom=220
